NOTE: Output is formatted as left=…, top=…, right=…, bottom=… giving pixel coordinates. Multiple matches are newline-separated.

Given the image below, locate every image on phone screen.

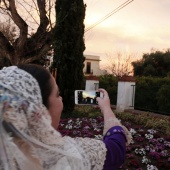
left=77, top=91, right=100, bottom=105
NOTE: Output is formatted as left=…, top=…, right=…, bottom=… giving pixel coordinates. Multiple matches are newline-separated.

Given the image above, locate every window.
left=94, top=83, right=99, bottom=90
left=86, top=62, right=91, bottom=74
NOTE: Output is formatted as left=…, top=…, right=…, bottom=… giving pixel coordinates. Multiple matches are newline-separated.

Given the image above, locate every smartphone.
left=75, top=90, right=103, bottom=105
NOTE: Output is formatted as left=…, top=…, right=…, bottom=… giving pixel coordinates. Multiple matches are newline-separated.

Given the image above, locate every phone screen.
left=77, top=91, right=100, bottom=105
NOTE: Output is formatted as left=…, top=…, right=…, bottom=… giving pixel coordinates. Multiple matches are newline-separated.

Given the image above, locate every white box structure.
left=116, top=76, right=136, bottom=112
left=85, top=76, right=99, bottom=91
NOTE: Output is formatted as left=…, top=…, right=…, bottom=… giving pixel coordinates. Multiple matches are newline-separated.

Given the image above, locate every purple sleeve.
left=103, top=126, right=127, bottom=170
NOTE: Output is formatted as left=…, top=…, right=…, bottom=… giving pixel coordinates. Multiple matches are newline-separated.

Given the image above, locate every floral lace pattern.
left=74, top=137, right=107, bottom=170
left=0, top=66, right=107, bottom=170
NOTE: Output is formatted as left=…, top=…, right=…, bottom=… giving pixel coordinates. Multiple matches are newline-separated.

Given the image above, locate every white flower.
left=164, top=141, right=170, bottom=147
left=130, top=139, right=135, bottom=144
left=148, top=129, right=157, bottom=134
left=145, top=134, right=153, bottom=140
left=142, top=156, right=150, bottom=164
left=65, top=124, right=72, bottom=129
left=74, top=125, right=81, bottom=129
left=139, top=148, right=146, bottom=155
left=161, top=150, right=168, bottom=157
left=135, top=148, right=146, bottom=156
left=129, top=128, right=137, bottom=135
left=147, top=164, right=158, bottom=170
left=75, top=120, right=82, bottom=125
left=68, top=119, right=73, bottom=123
left=135, top=148, right=139, bottom=154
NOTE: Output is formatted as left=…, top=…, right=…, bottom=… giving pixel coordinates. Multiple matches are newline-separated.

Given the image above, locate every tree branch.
left=0, top=31, right=14, bottom=62
left=32, top=0, right=49, bottom=41
left=8, top=0, right=28, bottom=56
left=23, top=42, right=51, bottom=64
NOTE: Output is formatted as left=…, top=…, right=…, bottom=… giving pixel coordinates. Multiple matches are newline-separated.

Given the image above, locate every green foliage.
left=157, top=85, right=170, bottom=112
left=53, top=0, right=86, bottom=115
left=135, top=112, right=153, bottom=125
left=116, top=112, right=136, bottom=122
left=98, top=74, right=118, bottom=105
left=135, top=76, right=170, bottom=114
left=132, top=49, right=170, bottom=77
left=116, top=111, right=170, bottom=136
left=71, top=105, right=102, bottom=118
left=145, top=118, right=170, bottom=135
left=96, top=74, right=170, bottom=115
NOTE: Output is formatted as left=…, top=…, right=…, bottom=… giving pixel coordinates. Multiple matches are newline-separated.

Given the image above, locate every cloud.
left=84, top=0, right=170, bottom=66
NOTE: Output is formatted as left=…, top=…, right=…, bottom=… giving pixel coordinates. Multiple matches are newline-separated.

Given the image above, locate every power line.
left=85, top=0, right=134, bottom=32
left=85, top=0, right=134, bottom=33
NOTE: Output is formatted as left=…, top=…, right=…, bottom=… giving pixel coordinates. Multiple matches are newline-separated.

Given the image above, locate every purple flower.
left=145, top=145, right=151, bottom=152
left=72, top=130, right=81, bottom=135
left=149, top=151, right=161, bottom=160
left=155, top=143, right=164, bottom=152
left=157, top=138, right=164, bottom=143
left=126, top=153, right=135, bottom=159
left=164, top=141, right=170, bottom=148
left=58, top=115, right=169, bottom=170
left=126, top=145, right=133, bottom=152
left=128, top=159, right=139, bottom=168
left=149, top=138, right=158, bottom=144
left=135, top=136, right=144, bottom=142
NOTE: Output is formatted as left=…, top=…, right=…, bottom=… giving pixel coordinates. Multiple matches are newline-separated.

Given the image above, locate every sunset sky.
left=83, top=0, right=170, bottom=66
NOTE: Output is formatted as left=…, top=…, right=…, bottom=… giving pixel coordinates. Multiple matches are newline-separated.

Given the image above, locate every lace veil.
left=0, top=66, right=106, bottom=170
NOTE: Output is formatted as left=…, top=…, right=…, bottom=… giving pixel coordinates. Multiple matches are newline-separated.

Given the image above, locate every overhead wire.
left=85, top=0, right=134, bottom=33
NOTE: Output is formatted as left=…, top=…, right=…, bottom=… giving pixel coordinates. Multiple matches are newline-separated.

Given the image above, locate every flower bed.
left=58, top=114, right=170, bottom=170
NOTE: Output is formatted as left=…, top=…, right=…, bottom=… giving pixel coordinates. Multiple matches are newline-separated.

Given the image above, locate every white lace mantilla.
left=0, top=66, right=107, bottom=170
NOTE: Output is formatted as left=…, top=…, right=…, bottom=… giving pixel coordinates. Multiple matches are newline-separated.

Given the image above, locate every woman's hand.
left=96, top=88, right=111, bottom=114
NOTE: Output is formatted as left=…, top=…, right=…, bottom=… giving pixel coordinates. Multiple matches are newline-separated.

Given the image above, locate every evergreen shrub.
left=98, top=74, right=118, bottom=105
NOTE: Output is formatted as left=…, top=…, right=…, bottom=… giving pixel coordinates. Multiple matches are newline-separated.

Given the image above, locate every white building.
left=84, top=55, right=104, bottom=76
left=84, top=55, right=105, bottom=90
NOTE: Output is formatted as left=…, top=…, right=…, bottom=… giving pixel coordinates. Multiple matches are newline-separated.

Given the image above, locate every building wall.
left=85, top=80, right=99, bottom=90
left=84, top=55, right=104, bottom=76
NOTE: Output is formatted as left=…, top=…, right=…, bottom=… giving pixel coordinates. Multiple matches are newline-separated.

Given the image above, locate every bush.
left=135, top=77, right=170, bottom=115
left=157, top=85, right=170, bottom=113
left=98, top=74, right=118, bottom=105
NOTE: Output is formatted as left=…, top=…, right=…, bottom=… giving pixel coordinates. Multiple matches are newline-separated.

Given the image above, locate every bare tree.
left=0, top=0, right=56, bottom=66
left=0, top=20, right=17, bottom=43
left=102, top=50, right=137, bottom=77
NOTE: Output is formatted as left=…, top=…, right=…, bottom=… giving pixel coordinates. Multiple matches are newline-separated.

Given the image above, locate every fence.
left=134, top=84, right=170, bottom=116
left=115, top=79, right=170, bottom=116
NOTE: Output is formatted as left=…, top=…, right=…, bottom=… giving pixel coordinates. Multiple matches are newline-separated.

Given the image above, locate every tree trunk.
left=0, top=0, right=55, bottom=67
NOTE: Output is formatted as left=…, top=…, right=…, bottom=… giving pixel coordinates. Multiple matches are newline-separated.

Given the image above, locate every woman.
left=0, top=64, right=132, bottom=170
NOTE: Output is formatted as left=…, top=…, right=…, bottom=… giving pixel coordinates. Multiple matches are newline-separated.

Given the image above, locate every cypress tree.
left=53, top=0, right=86, bottom=116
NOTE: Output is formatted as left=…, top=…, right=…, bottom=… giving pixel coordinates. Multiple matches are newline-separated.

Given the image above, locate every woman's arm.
left=103, top=126, right=126, bottom=170
left=96, top=89, right=122, bottom=134
left=97, top=89, right=132, bottom=169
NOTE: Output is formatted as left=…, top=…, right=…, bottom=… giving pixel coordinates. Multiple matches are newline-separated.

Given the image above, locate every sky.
left=83, top=0, right=170, bottom=67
